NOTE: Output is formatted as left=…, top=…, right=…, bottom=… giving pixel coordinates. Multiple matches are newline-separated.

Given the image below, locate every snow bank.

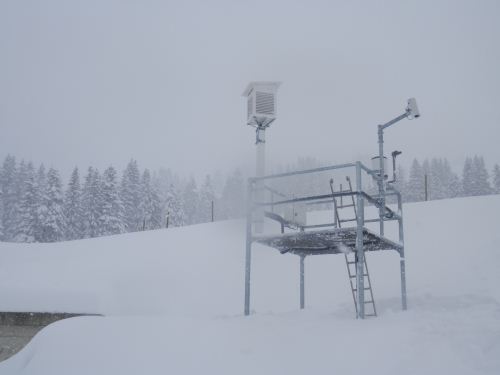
left=1, top=195, right=500, bottom=374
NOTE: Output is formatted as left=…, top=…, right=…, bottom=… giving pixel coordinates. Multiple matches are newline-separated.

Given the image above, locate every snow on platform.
left=0, top=195, right=500, bottom=374
left=254, top=227, right=402, bottom=255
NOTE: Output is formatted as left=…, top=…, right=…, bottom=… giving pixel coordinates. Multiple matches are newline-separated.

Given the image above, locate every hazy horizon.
left=1, top=0, right=499, bottom=179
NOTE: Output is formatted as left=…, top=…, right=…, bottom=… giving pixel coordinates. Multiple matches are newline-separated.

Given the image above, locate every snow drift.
left=0, top=195, right=499, bottom=374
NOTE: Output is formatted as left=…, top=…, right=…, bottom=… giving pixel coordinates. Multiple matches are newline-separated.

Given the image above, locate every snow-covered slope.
left=1, top=195, right=500, bottom=374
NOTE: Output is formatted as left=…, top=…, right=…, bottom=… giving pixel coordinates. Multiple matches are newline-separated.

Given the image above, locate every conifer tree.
left=462, top=157, right=474, bottom=196
left=39, top=168, right=66, bottom=242
left=34, top=164, right=49, bottom=242
left=120, top=160, right=143, bottom=232
left=139, top=169, right=163, bottom=230
left=82, top=167, right=103, bottom=238
left=100, top=166, right=125, bottom=235
left=406, top=159, right=425, bottom=202
left=472, top=155, right=491, bottom=195
left=14, top=162, right=38, bottom=242
left=220, top=169, right=245, bottom=219
left=64, top=167, right=85, bottom=240
left=493, top=164, right=500, bottom=194
left=182, top=177, right=199, bottom=225
left=198, top=175, right=216, bottom=222
left=165, top=183, right=184, bottom=227
left=1, top=155, right=18, bottom=240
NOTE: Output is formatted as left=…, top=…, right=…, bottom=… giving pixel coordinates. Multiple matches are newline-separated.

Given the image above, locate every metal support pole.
left=397, top=191, right=407, bottom=310
left=377, top=125, right=385, bottom=236
left=355, top=162, right=365, bottom=319
left=244, top=180, right=254, bottom=316
left=300, top=255, right=305, bottom=309
left=255, top=127, right=266, bottom=233
left=211, top=200, right=214, bottom=222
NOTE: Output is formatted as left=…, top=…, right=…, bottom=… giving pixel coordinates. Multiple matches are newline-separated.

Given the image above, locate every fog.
left=1, top=0, right=499, bottom=177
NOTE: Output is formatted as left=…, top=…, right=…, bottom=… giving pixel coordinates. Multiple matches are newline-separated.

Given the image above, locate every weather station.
left=242, top=86, right=421, bottom=319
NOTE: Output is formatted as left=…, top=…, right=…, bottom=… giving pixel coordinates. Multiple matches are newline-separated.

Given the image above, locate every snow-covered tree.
left=406, top=159, right=425, bottom=202
left=198, top=174, right=215, bottom=222
left=463, top=156, right=491, bottom=196
left=165, top=183, right=184, bottom=227
left=1, top=155, right=18, bottom=240
left=220, top=169, right=245, bottom=219
left=13, top=163, right=38, bottom=242
left=100, top=166, right=125, bottom=235
left=39, top=168, right=66, bottom=242
left=82, top=167, right=103, bottom=238
left=462, top=157, right=474, bottom=196
left=121, top=160, right=143, bottom=232
left=472, top=155, right=491, bottom=195
left=182, top=177, right=199, bottom=225
left=493, top=164, right=500, bottom=194
left=139, top=169, right=163, bottom=230
left=64, top=167, right=85, bottom=240
left=34, top=164, right=48, bottom=242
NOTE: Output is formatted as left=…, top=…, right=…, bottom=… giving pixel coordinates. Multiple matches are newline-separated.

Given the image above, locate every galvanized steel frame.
left=244, top=161, right=407, bottom=318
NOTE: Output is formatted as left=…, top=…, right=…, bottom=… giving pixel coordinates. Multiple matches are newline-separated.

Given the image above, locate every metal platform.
left=253, top=227, right=402, bottom=256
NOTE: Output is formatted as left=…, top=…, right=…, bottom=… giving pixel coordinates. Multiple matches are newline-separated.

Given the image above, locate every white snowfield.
left=1, top=195, right=500, bottom=374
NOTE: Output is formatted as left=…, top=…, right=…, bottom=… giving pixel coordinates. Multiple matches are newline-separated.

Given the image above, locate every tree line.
left=0, top=156, right=245, bottom=243
left=389, top=155, right=500, bottom=202
left=1, top=154, right=499, bottom=243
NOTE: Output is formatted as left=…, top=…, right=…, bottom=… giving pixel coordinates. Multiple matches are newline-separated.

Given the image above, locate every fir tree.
left=462, top=157, right=474, bottom=196
left=165, top=183, right=184, bottom=227
left=139, top=169, right=162, bottom=230
left=1, top=155, right=18, bottom=240
left=39, top=168, right=66, bottom=242
left=182, top=177, right=199, bottom=225
left=34, top=164, right=49, bottom=242
left=220, top=169, right=245, bottom=219
left=100, top=166, right=125, bottom=235
left=472, top=156, right=491, bottom=195
left=14, top=162, right=38, bottom=242
left=82, top=167, right=103, bottom=238
left=198, top=175, right=216, bottom=222
left=493, top=164, right=500, bottom=194
left=64, top=167, right=85, bottom=240
left=121, top=160, right=143, bottom=232
left=406, top=159, right=425, bottom=202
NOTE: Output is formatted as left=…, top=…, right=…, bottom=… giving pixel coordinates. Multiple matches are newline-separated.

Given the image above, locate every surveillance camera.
left=407, top=98, right=420, bottom=119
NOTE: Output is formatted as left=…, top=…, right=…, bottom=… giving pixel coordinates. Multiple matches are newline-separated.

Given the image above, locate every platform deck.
left=253, top=227, right=402, bottom=256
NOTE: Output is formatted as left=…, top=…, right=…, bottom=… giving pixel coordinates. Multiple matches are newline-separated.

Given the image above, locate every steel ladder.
left=330, top=177, right=377, bottom=317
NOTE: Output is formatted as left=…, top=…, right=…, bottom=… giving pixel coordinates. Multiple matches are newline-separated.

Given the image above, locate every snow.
left=1, top=195, right=500, bottom=374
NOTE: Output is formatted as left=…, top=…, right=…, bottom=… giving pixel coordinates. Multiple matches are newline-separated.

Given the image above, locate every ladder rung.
left=340, top=218, right=357, bottom=223
left=352, top=288, right=371, bottom=291
left=365, top=314, right=377, bottom=317
left=349, top=274, right=368, bottom=278
left=347, top=261, right=368, bottom=265
left=364, top=300, right=374, bottom=304
left=338, top=204, right=355, bottom=208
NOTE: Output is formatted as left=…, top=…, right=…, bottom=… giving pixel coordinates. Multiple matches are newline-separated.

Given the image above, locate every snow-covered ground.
left=1, top=195, right=499, bottom=374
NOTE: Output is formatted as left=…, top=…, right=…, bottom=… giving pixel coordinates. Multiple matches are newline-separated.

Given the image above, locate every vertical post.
left=244, top=179, right=254, bottom=316
left=166, top=212, right=169, bottom=228
left=300, top=255, right=305, bottom=309
left=355, top=162, right=365, bottom=319
left=211, top=200, right=214, bottom=222
left=377, top=125, right=385, bottom=236
left=255, top=127, right=266, bottom=233
left=397, top=191, right=407, bottom=310
left=424, top=174, right=428, bottom=201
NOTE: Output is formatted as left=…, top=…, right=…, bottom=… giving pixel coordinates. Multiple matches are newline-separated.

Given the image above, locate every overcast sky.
left=1, top=0, right=499, bottom=179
